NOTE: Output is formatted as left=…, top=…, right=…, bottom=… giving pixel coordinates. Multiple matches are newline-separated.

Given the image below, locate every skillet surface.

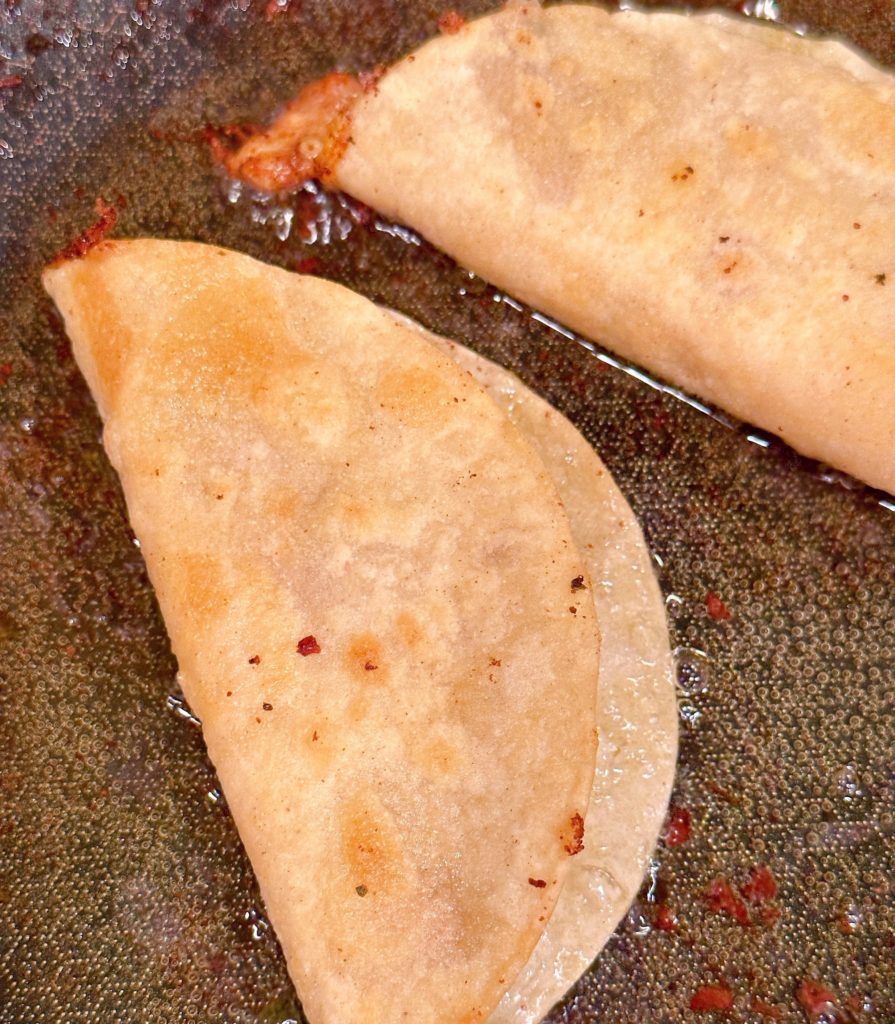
left=0, top=2, right=893, bottom=1021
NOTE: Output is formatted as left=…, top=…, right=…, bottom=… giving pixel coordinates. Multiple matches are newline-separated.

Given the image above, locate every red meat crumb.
left=563, top=812, right=585, bottom=855
left=358, top=65, right=386, bottom=94
left=295, top=257, right=321, bottom=275
left=438, top=9, right=466, bottom=33
left=750, top=998, right=782, bottom=1020
left=50, top=196, right=119, bottom=263
left=264, top=0, right=293, bottom=18
left=664, top=806, right=691, bottom=847
left=690, top=984, right=733, bottom=1012
left=654, top=903, right=678, bottom=932
left=706, top=591, right=732, bottom=621
left=796, top=979, right=837, bottom=1016
left=704, top=879, right=750, bottom=926
left=758, top=905, right=781, bottom=927
left=741, top=865, right=777, bottom=903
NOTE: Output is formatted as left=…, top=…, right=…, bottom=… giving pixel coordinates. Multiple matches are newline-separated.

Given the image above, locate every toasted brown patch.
left=377, top=364, right=459, bottom=428
left=345, top=633, right=387, bottom=683
left=396, top=611, right=425, bottom=650
left=724, top=120, right=780, bottom=162
left=340, top=797, right=404, bottom=895
left=418, top=736, right=459, bottom=777
left=263, top=487, right=302, bottom=522
left=64, top=257, right=132, bottom=411
left=175, top=554, right=231, bottom=624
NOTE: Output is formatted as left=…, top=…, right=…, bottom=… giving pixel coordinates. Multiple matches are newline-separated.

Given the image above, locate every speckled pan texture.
left=0, top=2, right=893, bottom=1023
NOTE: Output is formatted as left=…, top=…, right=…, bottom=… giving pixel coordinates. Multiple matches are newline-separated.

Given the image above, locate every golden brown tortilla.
left=232, top=1, right=895, bottom=493
left=43, top=240, right=601, bottom=1024
left=423, top=336, right=677, bottom=1023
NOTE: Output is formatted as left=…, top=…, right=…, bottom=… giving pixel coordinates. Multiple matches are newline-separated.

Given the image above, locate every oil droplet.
left=673, top=645, right=710, bottom=695
left=835, top=763, right=864, bottom=802
left=739, top=0, right=781, bottom=20
left=243, top=906, right=270, bottom=941
left=165, top=694, right=201, bottom=728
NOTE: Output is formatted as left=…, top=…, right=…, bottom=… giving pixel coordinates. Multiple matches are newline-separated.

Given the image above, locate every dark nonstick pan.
left=1, top=2, right=893, bottom=1022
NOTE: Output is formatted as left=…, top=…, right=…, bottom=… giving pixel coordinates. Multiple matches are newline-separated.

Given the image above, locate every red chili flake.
left=796, top=980, right=837, bottom=1017
left=50, top=196, right=119, bottom=263
left=311, top=730, right=319, bottom=741
left=571, top=575, right=586, bottom=592
left=0, top=363, right=12, bottom=386
left=706, top=591, right=732, bottom=621
left=297, top=634, right=321, bottom=656
left=842, top=294, right=850, bottom=302
left=664, top=806, right=691, bottom=847
left=853, top=222, right=861, bottom=229
left=690, top=984, right=733, bottom=1012
left=295, top=257, right=321, bottom=275
left=248, top=654, right=261, bottom=665
left=741, top=865, right=777, bottom=903
left=363, top=661, right=377, bottom=671
left=654, top=903, right=678, bottom=932
left=489, top=657, right=501, bottom=667
left=0, top=75, right=23, bottom=90
left=563, top=813, right=585, bottom=856
left=750, top=998, right=783, bottom=1020
left=262, top=702, right=273, bottom=711
left=722, top=261, right=738, bottom=274
left=719, top=235, right=730, bottom=243
left=528, top=878, right=547, bottom=888
left=64, top=644, right=76, bottom=657
left=437, top=9, right=466, bottom=33
left=704, top=879, right=750, bottom=926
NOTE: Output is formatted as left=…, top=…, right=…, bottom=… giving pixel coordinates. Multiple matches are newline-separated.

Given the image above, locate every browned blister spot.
left=417, top=735, right=459, bottom=778
left=377, top=364, right=460, bottom=428
left=716, top=249, right=750, bottom=280
left=62, top=254, right=132, bottom=412
left=340, top=797, right=404, bottom=895
left=396, top=611, right=425, bottom=650
left=335, top=495, right=376, bottom=532
left=303, top=725, right=335, bottom=773
left=175, top=554, right=232, bottom=624
left=345, top=632, right=388, bottom=684
left=263, top=487, right=302, bottom=523
left=669, top=163, right=695, bottom=183
left=724, top=120, right=780, bottom=163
